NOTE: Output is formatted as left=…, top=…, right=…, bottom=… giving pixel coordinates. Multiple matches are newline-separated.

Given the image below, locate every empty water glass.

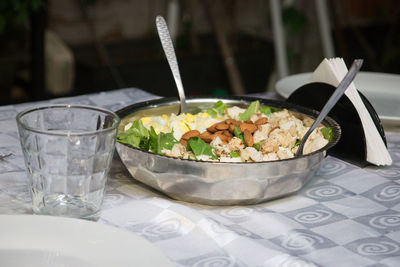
left=16, top=105, right=120, bottom=221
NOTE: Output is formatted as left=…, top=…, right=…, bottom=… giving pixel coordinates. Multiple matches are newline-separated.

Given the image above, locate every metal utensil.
left=296, top=59, right=363, bottom=156
left=156, top=16, right=187, bottom=114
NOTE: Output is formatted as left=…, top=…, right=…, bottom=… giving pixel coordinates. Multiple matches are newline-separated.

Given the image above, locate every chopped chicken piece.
left=289, top=125, right=297, bottom=136
left=304, top=135, right=328, bottom=154
left=210, top=136, right=231, bottom=157
left=253, top=124, right=271, bottom=144
left=279, top=120, right=295, bottom=131
left=260, top=137, right=279, bottom=153
left=277, top=147, right=293, bottom=160
left=210, top=136, right=223, bottom=147
left=270, top=109, right=290, bottom=120
left=225, top=106, right=246, bottom=120
left=312, top=135, right=329, bottom=151
left=196, top=155, right=214, bottom=161
left=250, top=112, right=262, bottom=123
left=161, top=148, right=172, bottom=156
left=263, top=152, right=279, bottom=161
left=240, top=148, right=251, bottom=161
left=240, top=147, right=263, bottom=162
left=183, top=151, right=196, bottom=160
left=227, top=137, right=244, bottom=152
left=303, top=117, right=315, bottom=127
left=171, top=143, right=186, bottom=157
left=291, top=145, right=298, bottom=155
left=220, top=156, right=242, bottom=163
left=269, top=128, right=296, bottom=148
left=161, top=143, right=186, bottom=158
left=297, top=126, right=309, bottom=140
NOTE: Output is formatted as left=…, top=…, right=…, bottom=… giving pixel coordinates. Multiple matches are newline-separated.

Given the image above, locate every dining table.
left=1, top=87, right=399, bottom=267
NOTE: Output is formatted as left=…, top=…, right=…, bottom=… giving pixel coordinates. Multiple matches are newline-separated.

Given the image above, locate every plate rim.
left=0, top=214, right=173, bottom=267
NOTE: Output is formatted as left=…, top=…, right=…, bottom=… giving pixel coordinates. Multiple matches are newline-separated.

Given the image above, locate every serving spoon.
left=156, top=16, right=187, bottom=114
left=296, top=59, right=363, bottom=156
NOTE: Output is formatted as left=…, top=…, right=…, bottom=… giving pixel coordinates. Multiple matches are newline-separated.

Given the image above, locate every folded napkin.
left=309, top=58, right=392, bottom=166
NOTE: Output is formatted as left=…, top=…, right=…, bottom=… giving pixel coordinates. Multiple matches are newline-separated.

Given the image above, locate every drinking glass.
left=16, top=105, right=120, bottom=221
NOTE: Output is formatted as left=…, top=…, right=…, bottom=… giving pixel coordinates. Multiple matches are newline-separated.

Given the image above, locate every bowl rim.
left=115, top=95, right=341, bottom=165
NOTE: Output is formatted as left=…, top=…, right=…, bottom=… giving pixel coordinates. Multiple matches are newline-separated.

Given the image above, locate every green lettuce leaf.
left=239, top=100, right=260, bottom=121
left=207, top=100, right=227, bottom=118
left=187, top=137, right=217, bottom=159
left=207, top=108, right=217, bottom=118
left=260, top=106, right=281, bottom=116
left=149, top=126, right=179, bottom=154
left=321, top=127, right=333, bottom=141
left=292, top=139, right=301, bottom=148
left=233, top=125, right=246, bottom=146
left=118, top=121, right=179, bottom=155
left=253, top=139, right=265, bottom=151
left=117, top=120, right=149, bottom=149
left=230, top=151, right=240, bottom=158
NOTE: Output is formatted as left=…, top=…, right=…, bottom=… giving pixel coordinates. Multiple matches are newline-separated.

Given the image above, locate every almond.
left=199, top=131, right=213, bottom=143
left=229, top=124, right=236, bottom=133
left=207, top=123, right=218, bottom=133
left=181, top=130, right=200, bottom=140
left=243, top=129, right=254, bottom=147
left=240, top=123, right=257, bottom=133
left=215, top=122, right=229, bottom=130
left=180, top=139, right=187, bottom=146
left=254, top=117, right=268, bottom=126
left=222, top=130, right=233, bottom=138
left=213, top=133, right=229, bottom=143
left=231, top=119, right=241, bottom=126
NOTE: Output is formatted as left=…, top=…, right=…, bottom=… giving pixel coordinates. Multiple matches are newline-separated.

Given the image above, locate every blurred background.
left=1, top=0, right=399, bottom=105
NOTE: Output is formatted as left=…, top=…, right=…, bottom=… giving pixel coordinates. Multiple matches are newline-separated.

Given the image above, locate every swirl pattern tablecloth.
left=0, top=88, right=399, bottom=267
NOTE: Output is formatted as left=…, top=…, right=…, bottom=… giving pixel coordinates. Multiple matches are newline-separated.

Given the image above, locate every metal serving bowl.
left=115, top=96, right=341, bottom=205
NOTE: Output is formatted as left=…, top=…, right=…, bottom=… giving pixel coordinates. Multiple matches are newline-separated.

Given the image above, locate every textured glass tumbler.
left=16, top=105, right=120, bottom=221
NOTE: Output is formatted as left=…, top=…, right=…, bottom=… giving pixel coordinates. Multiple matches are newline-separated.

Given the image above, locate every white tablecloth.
left=1, top=88, right=399, bottom=266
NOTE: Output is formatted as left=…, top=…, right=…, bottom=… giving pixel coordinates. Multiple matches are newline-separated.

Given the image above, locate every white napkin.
left=309, top=58, right=392, bottom=166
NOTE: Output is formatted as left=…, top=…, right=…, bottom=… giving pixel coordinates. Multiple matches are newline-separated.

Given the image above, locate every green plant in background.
left=282, top=6, right=309, bottom=35
left=0, top=0, right=42, bottom=32
left=282, top=5, right=309, bottom=64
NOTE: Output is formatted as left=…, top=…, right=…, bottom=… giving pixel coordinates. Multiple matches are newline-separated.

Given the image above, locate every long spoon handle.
left=156, top=16, right=187, bottom=114
left=296, top=59, right=364, bottom=156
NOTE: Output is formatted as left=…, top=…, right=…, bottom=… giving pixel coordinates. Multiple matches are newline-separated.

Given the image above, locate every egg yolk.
left=186, top=113, right=195, bottom=123
left=178, top=120, right=190, bottom=133
left=140, top=117, right=151, bottom=124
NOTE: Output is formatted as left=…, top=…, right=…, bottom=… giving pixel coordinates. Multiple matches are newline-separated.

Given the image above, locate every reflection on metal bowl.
left=115, top=96, right=341, bottom=205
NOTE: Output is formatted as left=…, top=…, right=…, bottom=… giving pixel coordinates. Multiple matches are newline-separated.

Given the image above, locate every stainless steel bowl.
left=115, top=96, right=341, bottom=205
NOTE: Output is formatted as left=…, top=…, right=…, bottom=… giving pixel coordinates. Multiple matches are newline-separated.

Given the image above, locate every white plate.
left=275, top=71, right=400, bottom=125
left=0, top=215, right=173, bottom=267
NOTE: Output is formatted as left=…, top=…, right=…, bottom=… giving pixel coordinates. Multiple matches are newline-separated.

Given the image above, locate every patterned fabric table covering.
left=1, top=88, right=399, bottom=267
